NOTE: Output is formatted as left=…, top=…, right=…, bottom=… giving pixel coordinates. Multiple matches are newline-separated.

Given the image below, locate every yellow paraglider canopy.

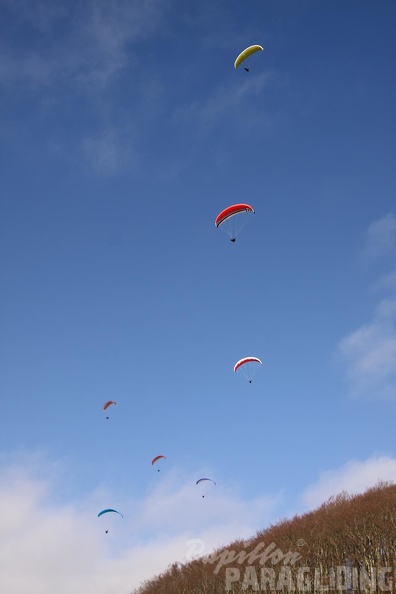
left=234, top=45, right=264, bottom=69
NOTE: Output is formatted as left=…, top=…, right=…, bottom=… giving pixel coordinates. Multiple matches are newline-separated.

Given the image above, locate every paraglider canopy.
left=234, top=357, right=262, bottom=372
left=103, top=401, right=116, bottom=410
left=103, top=400, right=116, bottom=419
left=215, top=204, right=254, bottom=227
left=98, top=508, right=123, bottom=534
left=151, top=455, right=166, bottom=471
left=196, top=478, right=216, bottom=486
left=97, top=508, right=123, bottom=518
left=234, top=45, right=264, bottom=69
left=234, top=357, right=263, bottom=383
left=196, top=478, right=216, bottom=498
left=215, top=203, right=255, bottom=242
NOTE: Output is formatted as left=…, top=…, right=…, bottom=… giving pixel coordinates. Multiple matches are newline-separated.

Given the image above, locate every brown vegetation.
left=132, top=482, right=396, bottom=593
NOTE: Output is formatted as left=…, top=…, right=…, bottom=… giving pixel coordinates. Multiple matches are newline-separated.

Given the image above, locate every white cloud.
left=0, top=0, right=169, bottom=90
left=81, top=125, right=138, bottom=174
left=338, top=293, right=396, bottom=400
left=4, top=451, right=396, bottom=593
left=339, top=213, right=396, bottom=399
left=175, top=72, right=273, bottom=133
left=365, top=213, right=396, bottom=260
left=0, top=455, right=279, bottom=594
left=129, top=469, right=278, bottom=544
left=302, top=456, right=396, bottom=510
left=374, top=270, right=396, bottom=293
left=0, top=0, right=174, bottom=172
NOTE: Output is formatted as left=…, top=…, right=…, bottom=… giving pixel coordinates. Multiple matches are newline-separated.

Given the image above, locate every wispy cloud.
left=81, top=124, right=139, bottom=174
left=302, top=456, right=396, bottom=510
left=338, top=293, right=396, bottom=400
left=364, top=213, right=396, bottom=261
left=174, top=71, right=274, bottom=133
left=0, top=454, right=280, bottom=594
left=338, top=214, right=396, bottom=400
left=0, top=0, right=169, bottom=90
left=374, top=270, right=396, bottom=293
left=0, top=0, right=172, bottom=173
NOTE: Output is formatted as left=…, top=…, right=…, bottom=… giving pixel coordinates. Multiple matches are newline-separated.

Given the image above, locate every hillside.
left=132, top=482, right=396, bottom=594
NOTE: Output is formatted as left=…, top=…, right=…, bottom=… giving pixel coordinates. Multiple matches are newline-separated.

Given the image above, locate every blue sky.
left=1, top=1, right=396, bottom=592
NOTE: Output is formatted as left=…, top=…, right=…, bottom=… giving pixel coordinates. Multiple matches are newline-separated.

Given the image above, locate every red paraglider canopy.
left=103, top=400, right=116, bottom=411
left=233, top=357, right=262, bottom=373
left=215, top=203, right=255, bottom=227
left=151, top=455, right=166, bottom=465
